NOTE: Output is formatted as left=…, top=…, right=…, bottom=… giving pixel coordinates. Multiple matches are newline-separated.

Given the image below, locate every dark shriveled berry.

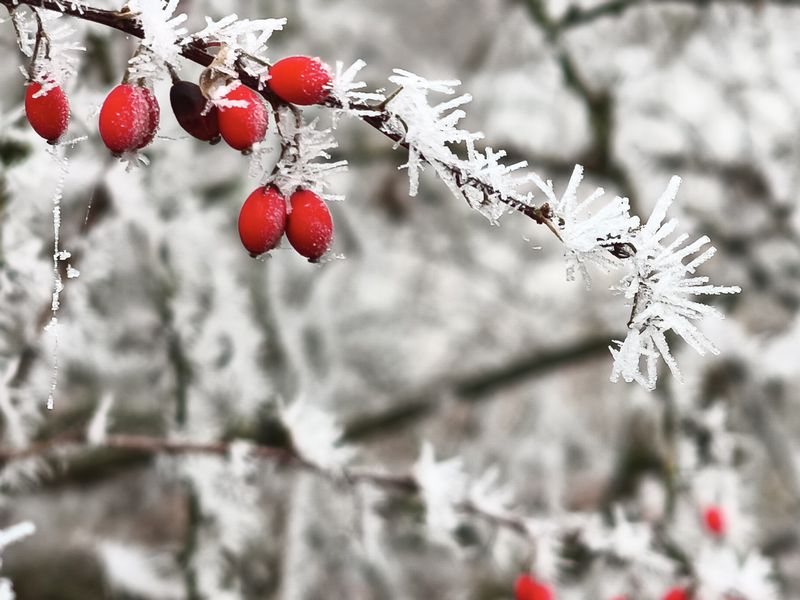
left=170, top=80, right=220, bottom=144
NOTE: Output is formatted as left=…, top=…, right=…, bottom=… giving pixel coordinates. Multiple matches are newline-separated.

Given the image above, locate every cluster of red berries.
left=514, top=574, right=694, bottom=600
left=238, top=186, right=333, bottom=261
left=23, top=56, right=334, bottom=260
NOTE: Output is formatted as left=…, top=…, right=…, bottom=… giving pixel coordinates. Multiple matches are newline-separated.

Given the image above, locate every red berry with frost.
left=25, top=81, right=69, bottom=143
left=286, top=190, right=333, bottom=261
left=514, top=574, right=554, bottom=600
left=238, top=186, right=287, bottom=257
left=218, top=84, right=268, bottom=153
left=663, top=587, right=689, bottom=600
left=136, top=87, right=160, bottom=150
left=702, top=505, right=726, bottom=537
left=99, top=84, right=152, bottom=154
left=170, top=80, right=220, bottom=143
left=269, top=56, right=331, bottom=106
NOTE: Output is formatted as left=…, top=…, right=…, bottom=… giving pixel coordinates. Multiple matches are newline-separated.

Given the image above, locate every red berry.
left=514, top=575, right=554, bottom=600
left=137, top=87, right=160, bottom=150
left=170, top=80, right=220, bottom=143
left=238, top=186, right=287, bottom=257
left=286, top=190, right=333, bottom=261
left=25, top=82, right=69, bottom=143
left=663, top=588, right=689, bottom=600
left=218, top=84, right=268, bottom=152
left=269, top=56, right=331, bottom=106
left=702, top=506, right=726, bottom=537
left=99, top=84, right=152, bottom=154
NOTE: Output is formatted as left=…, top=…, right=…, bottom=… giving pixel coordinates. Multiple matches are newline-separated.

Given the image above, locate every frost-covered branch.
left=1, top=0, right=742, bottom=391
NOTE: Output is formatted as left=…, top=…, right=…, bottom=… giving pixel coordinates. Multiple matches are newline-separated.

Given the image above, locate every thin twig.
left=0, top=432, right=533, bottom=540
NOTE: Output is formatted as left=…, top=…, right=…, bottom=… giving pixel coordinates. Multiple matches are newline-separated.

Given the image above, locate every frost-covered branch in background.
left=0, top=396, right=779, bottom=598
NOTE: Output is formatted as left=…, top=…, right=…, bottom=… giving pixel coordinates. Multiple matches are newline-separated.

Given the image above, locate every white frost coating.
left=386, top=69, right=482, bottom=198
left=10, top=8, right=84, bottom=91
left=328, top=60, right=385, bottom=124
left=610, top=177, right=741, bottom=389
left=467, top=466, right=514, bottom=518
left=539, top=164, right=640, bottom=282
left=87, top=393, right=114, bottom=445
left=206, top=80, right=248, bottom=109
left=694, top=547, right=778, bottom=600
left=281, top=399, right=355, bottom=471
left=463, top=142, right=532, bottom=223
left=380, top=69, right=536, bottom=224
left=44, top=145, right=71, bottom=410
left=97, top=542, right=183, bottom=600
left=184, top=15, right=286, bottom=81
left=412, top=442, right=468, bottom=545
left=0, top=522, right=35, bottom=551
left=256, top=108, right=347, bottom=200
left=0, top=521, right=35, bottom=600
left=126, top=0, right=188, bottom=81
left=581, top=508, right=676, bottom=576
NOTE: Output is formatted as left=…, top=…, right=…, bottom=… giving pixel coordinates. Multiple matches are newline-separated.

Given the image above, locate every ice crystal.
left=126, top=0, right=188, bottom=81
left=257, top=108, right=347, bottom=200
left=328, top=60, right=385, bottom=123
left=412, top=442, right=468, bottom=545
left=45, top=145, right=71, bottom=409
left=9, top=7, right=84, bottom=91
left=538, top=165, right=640, bottom=282
left=386, top=69, right=482, bottom=198
left=382, top=69, right=537, bottom=224
left=185, top=15, right=286, bottom=81
left=87, top=393, right=114, bottom=445
left=461, top=142, right=533, bottom=223
left=281, top=399, right=355, bottom=472
left=610, top=177, right=741, bottom=389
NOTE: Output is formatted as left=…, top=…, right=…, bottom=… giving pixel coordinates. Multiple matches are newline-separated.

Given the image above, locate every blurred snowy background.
left=1, top=0, right=800, bottom=598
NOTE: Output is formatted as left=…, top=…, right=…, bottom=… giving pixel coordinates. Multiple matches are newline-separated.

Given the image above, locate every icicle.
left=44, top=144, right=70, bottom=410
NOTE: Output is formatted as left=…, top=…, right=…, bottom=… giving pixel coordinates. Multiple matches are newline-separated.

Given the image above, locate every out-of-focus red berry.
left=514, top=574, right=554, bottom=600
left=663, top=587, right=689, bottom=600
left=703, top=505, right=726, bottom=537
